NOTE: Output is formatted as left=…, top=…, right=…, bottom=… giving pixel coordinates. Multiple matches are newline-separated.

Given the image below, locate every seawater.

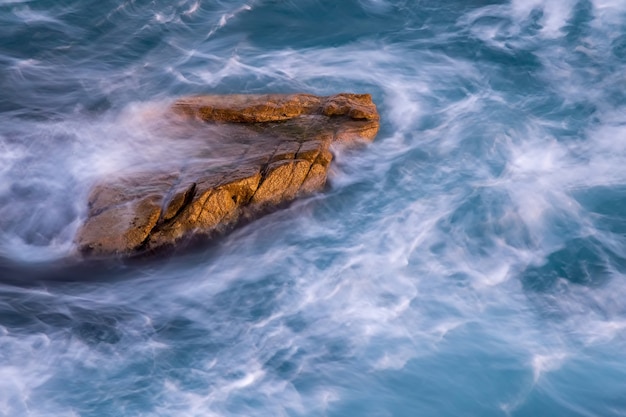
left=1, top=0, right=626, bottom=416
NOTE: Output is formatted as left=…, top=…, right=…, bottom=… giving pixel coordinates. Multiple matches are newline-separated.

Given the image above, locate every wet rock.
left=76, top=93, right=380, bottom=257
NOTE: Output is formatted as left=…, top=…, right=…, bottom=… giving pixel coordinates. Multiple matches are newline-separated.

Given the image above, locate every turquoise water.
left=1, top=0, right=626, bottom=415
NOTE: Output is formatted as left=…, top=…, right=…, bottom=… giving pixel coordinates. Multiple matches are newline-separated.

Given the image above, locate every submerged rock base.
left=77, top=93, right=380, bottom=257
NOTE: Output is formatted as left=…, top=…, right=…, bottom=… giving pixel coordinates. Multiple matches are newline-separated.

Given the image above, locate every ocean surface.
left=1, top=0, right=626, bottom=415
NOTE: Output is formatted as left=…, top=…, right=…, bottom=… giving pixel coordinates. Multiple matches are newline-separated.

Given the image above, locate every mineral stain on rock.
left=76, top=93, right=380, bottom=257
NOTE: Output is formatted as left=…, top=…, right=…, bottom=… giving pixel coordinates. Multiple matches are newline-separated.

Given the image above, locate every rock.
left=76, top=93, right=380, bottom=257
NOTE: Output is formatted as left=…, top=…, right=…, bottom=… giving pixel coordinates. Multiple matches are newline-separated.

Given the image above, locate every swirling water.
left=1, top=0, right=626, bottom=415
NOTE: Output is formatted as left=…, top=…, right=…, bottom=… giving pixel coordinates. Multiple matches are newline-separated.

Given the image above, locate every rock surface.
left=76, top=93, right=380, bottom=257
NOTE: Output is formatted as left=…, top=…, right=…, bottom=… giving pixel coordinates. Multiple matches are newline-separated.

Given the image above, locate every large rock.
left=76, top=93, right=380, bottom=257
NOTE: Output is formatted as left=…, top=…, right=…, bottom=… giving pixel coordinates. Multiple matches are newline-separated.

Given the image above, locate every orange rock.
left=76, top=93, right=380, bottom=257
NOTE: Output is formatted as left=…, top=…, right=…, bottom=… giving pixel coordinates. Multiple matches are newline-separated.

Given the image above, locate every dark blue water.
left=1, top=0, right=626, bottom=415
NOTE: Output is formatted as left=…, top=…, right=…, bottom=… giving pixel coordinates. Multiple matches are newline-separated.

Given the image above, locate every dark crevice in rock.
left=160, top=182, right=197, bottom=224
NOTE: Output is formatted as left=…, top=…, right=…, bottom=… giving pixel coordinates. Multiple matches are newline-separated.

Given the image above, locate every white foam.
left=531, top=352, right=569, bottom=383
left=12, top=5, right=62, bottom=23
left=206, top=3, right=253, bottom=38
left=183, top=0, right=200, bottom=16
left=511, top=0, right=577, bottom=38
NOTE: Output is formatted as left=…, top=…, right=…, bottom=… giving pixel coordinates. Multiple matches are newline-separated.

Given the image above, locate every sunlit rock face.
left=76, top=93, right=380, bottom=257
